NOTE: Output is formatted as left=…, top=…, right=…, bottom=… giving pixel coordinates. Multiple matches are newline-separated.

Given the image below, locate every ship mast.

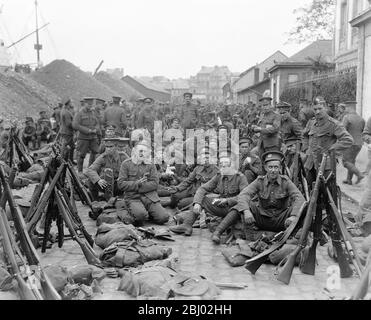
left=34, top=0, right=42, bottom=68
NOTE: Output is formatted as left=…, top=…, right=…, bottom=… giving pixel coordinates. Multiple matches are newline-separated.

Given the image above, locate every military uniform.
left=72, top=104, right=101, bottom=172
left=36, top=112, right=53, bottom=148
left=170, top=164, right=219, bottom=209
left=60, top=103, right=75, bottom=162
left=103, top=97, right=127, bottom=136
left=181, top=93, right=198, bottom=130
left=257, top=109, right=281, bottom=155
left=85, top=150, right=128, bottom=201
left=280, top=114, right=302, bottom=142
left=302, top=114, right=354, bottom=174
left=117, top=159, right=169, bottom=226
left=193, top=172, right=248, bottom=217
left=342, top=107, right=366, bottom=184
left=22, top=118, right=37, bottom=150
left=234, top=174, right=305, bottom=232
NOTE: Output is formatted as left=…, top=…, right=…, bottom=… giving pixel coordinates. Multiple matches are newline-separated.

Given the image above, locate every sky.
left=0, top=0, right=314, bottom=79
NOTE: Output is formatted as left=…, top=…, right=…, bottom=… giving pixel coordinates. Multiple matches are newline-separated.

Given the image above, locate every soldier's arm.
left=286, top=180, right=305, bottom=217
left=138, top=165, right=159, bottom=194
left=233, top=179, right=260, bottom=213
left=85, top=155, right=105, bottom=184
left=193, top=175, right=220, bottom=205
left=117, top=162, right=139, bottom=192
left=332, top=122, right=354, bottom=150
left=260, top=114, right=281, bottom=135
left=226, top=174, right=249, bottom=207
left=175, top=168, right=197, bottom=192
left=72, top=112, right=91, bottom=134
left=363, top=117, right=371, bottom=144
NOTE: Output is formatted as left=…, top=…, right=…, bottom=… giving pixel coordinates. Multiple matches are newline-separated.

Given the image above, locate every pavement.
left=338, top=146, right=369, bottom=206
left=1, top=151, right=369, bottom=301
left=0, top=201, right=363, bottom=301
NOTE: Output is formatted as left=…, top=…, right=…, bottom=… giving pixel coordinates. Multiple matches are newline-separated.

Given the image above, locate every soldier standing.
left=277, top=102, right=302, bottom=143
left=137, top=98, right=155, bottom=132
left=251, top=96, right=281, bottom=157
left=60, top=99, right=75, bottom=162
left=341, top=101, right=366, bottom=185
left=72, top=97, right=101, bottom=172
left=103, top=96, right=127, bottom=137
left=181, top=92, right=198, bottom=130
left=302, top=96, right=353, bottom=187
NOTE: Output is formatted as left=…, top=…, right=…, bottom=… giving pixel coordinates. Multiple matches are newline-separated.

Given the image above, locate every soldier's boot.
left=343, top=170, right=353, bottom=185
left=211, top=210, right=240, bottom=245
left=169, top=211, right=197, bottom=236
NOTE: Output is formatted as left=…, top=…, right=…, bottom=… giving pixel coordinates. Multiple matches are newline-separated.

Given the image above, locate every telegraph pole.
left=34, top=0, right=42, bottom=68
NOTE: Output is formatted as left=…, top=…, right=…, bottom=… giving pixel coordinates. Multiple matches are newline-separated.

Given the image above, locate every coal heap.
left=31, top=59, right=120, bottom=105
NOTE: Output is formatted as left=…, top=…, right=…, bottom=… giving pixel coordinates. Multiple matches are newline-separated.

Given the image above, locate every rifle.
left=326, top=187, right=363, bottom=277
left=54, top=189, right=102, bottom=267
left=244, top=201, right=308, bottom=275
left=26, top=162, right=66, bottom=233
left=299, top=183, right=322, bottom=275
left=0, top=210, right=39, bottom=300
left=0, top=168, right=61, bottom=300
left=276, top=155, right=327, bottom=285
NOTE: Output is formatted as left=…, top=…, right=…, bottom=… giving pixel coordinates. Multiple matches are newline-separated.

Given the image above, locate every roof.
left=285, top=40, right=333, bottom=63
left=172, top=79, right=190, bottom=90
left=267, top=40, right=334, bottom=73
left=132, top=77, right=170, bottom=94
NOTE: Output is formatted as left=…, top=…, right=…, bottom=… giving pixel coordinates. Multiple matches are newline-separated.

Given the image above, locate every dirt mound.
left=0, top=69, right=60, bottom=122
left=31, top=59, right=120, bottom=105
left=95, top=71, right=144, bottom=102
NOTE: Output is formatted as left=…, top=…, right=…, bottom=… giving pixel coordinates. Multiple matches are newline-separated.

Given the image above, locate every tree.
left=287, top=0, right=336, bottom=44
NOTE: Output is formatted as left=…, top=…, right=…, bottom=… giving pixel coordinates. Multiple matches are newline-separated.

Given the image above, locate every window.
left=288, top=74, right=299, bottom=83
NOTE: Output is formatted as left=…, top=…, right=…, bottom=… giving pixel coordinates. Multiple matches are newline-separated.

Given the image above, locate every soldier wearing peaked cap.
left=22, top=117, right=37, bottom=150
left=252, top=95, right=281, bottom=157
left=60, top=98, right=76, bottom=162
left=137, top=98, right=155, bottom=132
left=181, top=92, right=198, bottom=130
left=277, top=101, right=303, bottom=143
left=72, top=97, right=101, bottom=172
left=85, top=130, right=129, bottom=202
left=233, top=151, right=305, bottom=233
left=239, top=137, right=262, bottom=184
left=103, top=96, right=127, bottom=137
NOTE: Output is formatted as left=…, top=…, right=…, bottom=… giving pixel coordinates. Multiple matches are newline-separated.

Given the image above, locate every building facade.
left=233, top=51, right=288, bottom=104
left=334, top=0, right=370, bottom=70
left=268, top=40, right=334, bottom=103
left=350, top=1, right=371, bottom=119
left=190, top=66, right=235, bottom=103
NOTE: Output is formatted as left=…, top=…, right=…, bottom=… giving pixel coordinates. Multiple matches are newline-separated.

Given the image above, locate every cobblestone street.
left=1, top=194, right=358, bottom=301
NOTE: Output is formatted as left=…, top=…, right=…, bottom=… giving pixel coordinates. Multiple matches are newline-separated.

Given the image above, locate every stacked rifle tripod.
left=244, top=153, right=366, bottom=291
left=24, top=145, right=102, bottom=267
left=0, top=164, right=61, bottom=300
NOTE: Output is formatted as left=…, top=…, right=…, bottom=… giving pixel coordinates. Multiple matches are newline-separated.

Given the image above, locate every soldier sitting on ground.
left=239, top=137, right=262, bottom=184
left=85, top=131, right=129, bottom=202
left=234, top=151, right=305, bottom=233
left=117, top=141, right=169, bottom=226
left=22, top=117, right=37, bottom=150
left=170, top=149, right=248, bottom=243
left=168, top=144, right=219, bottom=210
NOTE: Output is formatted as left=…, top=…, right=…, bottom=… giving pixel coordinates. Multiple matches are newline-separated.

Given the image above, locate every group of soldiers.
left=1, top=90, right=370, bottom=243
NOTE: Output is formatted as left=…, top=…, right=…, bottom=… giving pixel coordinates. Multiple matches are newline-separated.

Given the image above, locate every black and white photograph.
left=0, top=0, right=371, bottom=306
